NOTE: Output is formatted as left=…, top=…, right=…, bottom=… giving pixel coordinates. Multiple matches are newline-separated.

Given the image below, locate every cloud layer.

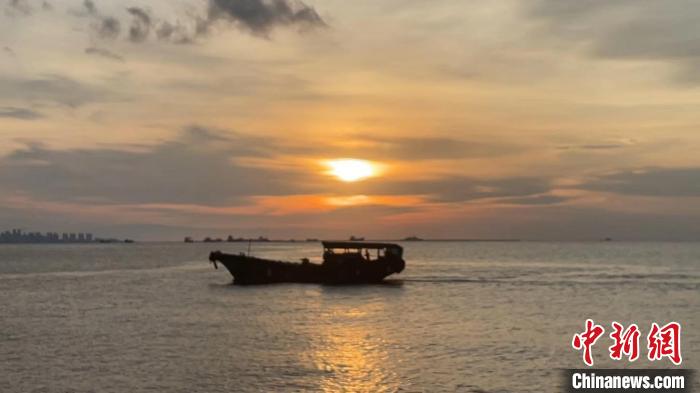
left=0, top=127, right=305, bottom=205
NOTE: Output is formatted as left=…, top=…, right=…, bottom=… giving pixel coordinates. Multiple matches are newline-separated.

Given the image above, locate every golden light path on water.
left=299, top=297, right=401, bottom=392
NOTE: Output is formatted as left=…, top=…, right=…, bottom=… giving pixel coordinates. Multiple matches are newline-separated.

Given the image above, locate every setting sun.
left=326, top=159, right=376, bottom=182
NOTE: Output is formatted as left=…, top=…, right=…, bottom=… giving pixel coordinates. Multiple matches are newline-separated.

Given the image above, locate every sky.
left=2, top=0, right=700, bottom=240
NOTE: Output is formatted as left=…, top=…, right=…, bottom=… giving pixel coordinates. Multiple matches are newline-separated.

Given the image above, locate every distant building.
left=0, top=229, right=99, bottom=243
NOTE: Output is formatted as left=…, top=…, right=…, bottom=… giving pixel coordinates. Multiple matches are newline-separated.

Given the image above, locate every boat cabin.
left=322, top=241, right=403, bottom=263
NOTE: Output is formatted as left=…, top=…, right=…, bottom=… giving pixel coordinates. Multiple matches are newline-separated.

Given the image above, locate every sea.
left=1, top=241, right=698, bottom=392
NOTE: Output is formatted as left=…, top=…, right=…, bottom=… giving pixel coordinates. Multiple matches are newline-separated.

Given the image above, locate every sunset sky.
left=2, top=0, right=700, bottom=240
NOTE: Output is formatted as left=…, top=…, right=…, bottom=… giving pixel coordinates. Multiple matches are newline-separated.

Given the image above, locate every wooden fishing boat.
left=209, top=241, right=405, bottom=285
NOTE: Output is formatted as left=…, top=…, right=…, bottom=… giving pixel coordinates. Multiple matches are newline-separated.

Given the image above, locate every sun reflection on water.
left=300, top=301, right=401, bottom=392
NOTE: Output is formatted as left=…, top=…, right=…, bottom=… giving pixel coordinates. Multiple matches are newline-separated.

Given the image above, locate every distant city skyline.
left=0, top=228, right=94, bottom=243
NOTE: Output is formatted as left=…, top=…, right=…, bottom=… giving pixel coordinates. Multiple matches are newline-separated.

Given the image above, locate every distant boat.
left=349, top=235, right=365, bottom=241
left=209, top=241, right=406, bottom=285
left=403, top=236, right=423, bottom=241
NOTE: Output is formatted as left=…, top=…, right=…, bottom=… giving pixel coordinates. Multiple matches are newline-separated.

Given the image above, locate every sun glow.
left=325, top=159, right=376, bottom=182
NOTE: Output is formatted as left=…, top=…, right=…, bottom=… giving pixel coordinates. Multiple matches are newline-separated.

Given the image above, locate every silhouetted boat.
left=209, top=241, right=406, bottom=285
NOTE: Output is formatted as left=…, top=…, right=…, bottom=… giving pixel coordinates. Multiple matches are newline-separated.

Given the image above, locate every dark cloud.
left=0, top=74, right=114, bottom=107
left=0, top=106, right=43, bottom=120
left=74, top=0, right=326, bottom=46
left=155, top=21, right=195, bottom=44
left=85, top=47, right=124, bottom=62
left=82, top=0, right=96, bottom=15
left=156, top=21, right=175, bottom=39
left=98, top=16, right=121, bottom=39
left=80, top=1, right=121, bottom=39
left=80, top=2, right=179, bottom=44
left=126, top=6, right=152, bottom=43
left=205, top=0, right=326, bottom=36
left=0, top=127, right=305, bottom=205
left=579, top=167, right=700, bottom=197
left=527, top=0, right=700, bottom=81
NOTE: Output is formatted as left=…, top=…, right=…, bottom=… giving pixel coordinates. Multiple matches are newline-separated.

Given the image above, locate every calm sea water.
left=1, top=242, right=698, bottom=392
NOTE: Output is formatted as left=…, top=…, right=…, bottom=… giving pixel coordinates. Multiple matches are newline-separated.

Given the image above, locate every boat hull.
left=209, top=251, right=405, bottom=285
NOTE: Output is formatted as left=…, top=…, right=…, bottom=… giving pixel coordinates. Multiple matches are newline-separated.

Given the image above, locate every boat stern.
left=392, top=257, right=406, bottom=274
